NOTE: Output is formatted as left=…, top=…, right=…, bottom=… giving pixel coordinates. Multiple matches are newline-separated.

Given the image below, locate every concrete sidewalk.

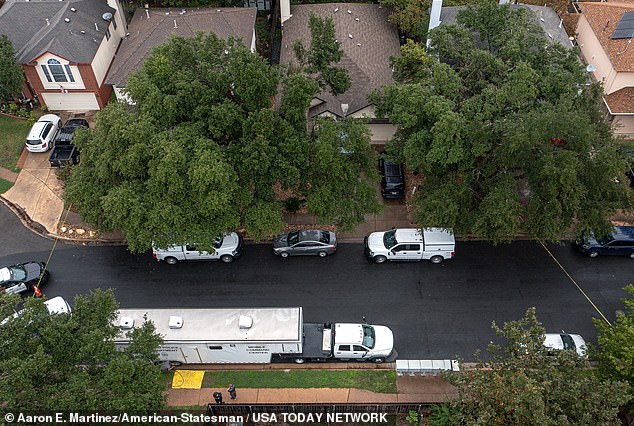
left=167, top=375, right=458, bottom=406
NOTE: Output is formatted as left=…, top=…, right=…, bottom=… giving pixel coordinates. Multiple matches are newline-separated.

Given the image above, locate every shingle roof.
left=0, top=0, right=115, bottom=64
left=440, top=4, right=572, bottom=50
left=604, top=86, right=634, bottom=113
left=279, top=3, right=401, bottom=118
left=579, top=2, right=634, bottom=72
left=105, top=7, right=256, bottom=86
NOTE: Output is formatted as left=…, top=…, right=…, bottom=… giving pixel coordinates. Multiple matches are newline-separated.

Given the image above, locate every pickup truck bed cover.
left=301, top=323, right=331, bottom=358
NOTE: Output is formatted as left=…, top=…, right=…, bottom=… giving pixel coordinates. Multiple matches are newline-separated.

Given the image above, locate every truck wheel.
left=372, top=357, right=385, bottom=364
left=430, top=255, right=444, bottom=264
left=318, top=251, right=327, bottom=258
left=220, top=254, right=234, bottom=263
left=630, top=253, right=634, bottom=259
left=165, top=257, right=178, bottom=265
left=374, top=255, right=387, bottom=264
left=589, top=252, right=599, bottom=258
left=280, top=251, right=290, bottom=258
left=294, top=358, right=306, bottom=364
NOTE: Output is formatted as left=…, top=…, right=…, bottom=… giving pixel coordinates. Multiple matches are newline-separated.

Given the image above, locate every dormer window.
left=41, top=58, right=75, bottom=83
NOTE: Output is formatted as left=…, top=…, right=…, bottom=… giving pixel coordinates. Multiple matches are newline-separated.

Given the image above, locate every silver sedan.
left=272, top=230, right=337, bottom=258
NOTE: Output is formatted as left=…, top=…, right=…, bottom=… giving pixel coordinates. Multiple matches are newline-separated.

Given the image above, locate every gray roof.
left=0, top=0, right=115, bottom=64
left=106, top=7, right=257, bottom=86
left=280, top=3, right=401, bottom=118
left=439, top=4, right=572, bottom=50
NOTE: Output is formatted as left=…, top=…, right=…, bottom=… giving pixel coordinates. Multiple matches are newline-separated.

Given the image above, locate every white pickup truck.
left=152, top=233, right=243, bottom=264
left=364, top=228, right=455, bottom=264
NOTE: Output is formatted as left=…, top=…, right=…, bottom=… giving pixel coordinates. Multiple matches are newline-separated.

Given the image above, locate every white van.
left=152, top=233, right=243, bottom=265
left=364, top=228, right=455, bottom=264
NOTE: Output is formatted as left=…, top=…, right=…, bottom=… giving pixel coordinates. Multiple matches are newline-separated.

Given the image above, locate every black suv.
left=379, top=152, right=405, bottom=199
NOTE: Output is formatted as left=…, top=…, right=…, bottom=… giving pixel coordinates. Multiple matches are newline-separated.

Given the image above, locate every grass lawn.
left=0, top=177, right=13, bottom=193
left=202, top=370, right=397, bottom=394
left=0, top=114, right=30, bottom=171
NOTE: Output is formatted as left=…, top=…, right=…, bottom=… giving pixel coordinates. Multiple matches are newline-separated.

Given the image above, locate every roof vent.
left=238, top=315, right=253, bottom=330
left=341, top=103, right=349, bottom=115
left=64, top=17, right=70, bottom=23
left=80, top=30, right=85, bottom=34
left=173, top=19, right=178, bottom=29
left=586, top=64, right=596, bottom=73
left=334, top=7, right=339, bottom=12
left=119, top=316, right=134, bottom=329
left=45, top=18, right=50, bottom=25
left=94, top=22, right=99, bottom=31
left=70, top=7, right=76, bottom=12
left=102, top=12, right=113, bottom=21
left=168, top=316, right=183, bottom=329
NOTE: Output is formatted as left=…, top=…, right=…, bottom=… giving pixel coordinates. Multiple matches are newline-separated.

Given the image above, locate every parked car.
left=273, top=230, right=337, bottom=258
left=1, top=296, right=71, bottom=326
left=49, top=118, right=88, bottom=167
left=0, top=261, right=49, bottom=294
left=152, top=233, right=243, bottom=265
left=365, top=228, right=455, bottom=264
left=543, top=333, right=587, bottom=357
left=575, top=226, right=634, bottom=258
left=379, top=151, right=405, bottom=199
left=25, top=114, right=61, bottom=152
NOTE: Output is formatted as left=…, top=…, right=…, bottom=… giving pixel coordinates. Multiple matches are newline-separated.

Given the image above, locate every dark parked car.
left=0, top=262, right=49, bottom=295
left=379, top=152, right=405, bottom=199
left=49, top=118, right=88, bottom=167
left=575, top=226, right=634, bottom=258
left=273, top=230, right=337, bottom=258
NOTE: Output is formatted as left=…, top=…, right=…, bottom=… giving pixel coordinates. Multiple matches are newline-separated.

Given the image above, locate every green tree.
left=593, top=284, right=634, bottom=388
left=293, top=13, right=351, bottom=96
left=371, top=0, right=631, bottom=243
left=447, top=308, right=631, bottom=425
left=0, top=35, right=23, bottom=102
left=304, top=118, right=381, bottom=229
left=65, top=32, right=379, bottom=251
left=0, top=289, right=164, bottom=411
left=379, top=0, right=430, bottom=41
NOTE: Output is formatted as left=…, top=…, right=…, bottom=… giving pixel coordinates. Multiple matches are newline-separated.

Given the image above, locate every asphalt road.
left=1, top=204, right=632, bottom=361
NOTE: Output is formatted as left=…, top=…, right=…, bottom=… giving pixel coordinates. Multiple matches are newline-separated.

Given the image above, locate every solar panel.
left=611, top=11, right=634, bottom=39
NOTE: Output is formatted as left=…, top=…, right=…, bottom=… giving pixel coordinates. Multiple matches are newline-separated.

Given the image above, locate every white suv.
left=26, top=114, right=61, bottom=152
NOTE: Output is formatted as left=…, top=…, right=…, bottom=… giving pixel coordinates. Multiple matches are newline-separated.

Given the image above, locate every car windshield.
left=2, top=266, right=26, bottom=282
left=383, top=230, right=397, bottom=249
left=319, top=232, right=330, bottom=244
left=213, top=237, right=223, bottom=249
left=362, top=325, right=375, bottom=349
left=561, top=334, right=576, bottom=351
left=287, top=231, right=300, bottom=246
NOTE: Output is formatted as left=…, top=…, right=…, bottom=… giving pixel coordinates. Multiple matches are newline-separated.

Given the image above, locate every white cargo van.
left=364, top=228, right=455, bottom=264
left=152, top=233, right=243, bottom=264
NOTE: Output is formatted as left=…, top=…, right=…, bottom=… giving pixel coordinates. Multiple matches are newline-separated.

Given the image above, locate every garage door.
left=41, top=92, right=99, bottom=111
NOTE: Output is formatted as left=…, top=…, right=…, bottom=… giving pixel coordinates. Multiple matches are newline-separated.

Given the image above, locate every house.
left=0, top=0, right=126, bottom=111
left=106, top=7, right=257, bottom=103
left=576, top=2, right=634, bottom=137
left=279, top=2, right=401, bottom=145
left=429, top=2, right=572, bottom=51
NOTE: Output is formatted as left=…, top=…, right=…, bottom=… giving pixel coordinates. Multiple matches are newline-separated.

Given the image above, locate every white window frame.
left=40, top=59, right=75, bottom=83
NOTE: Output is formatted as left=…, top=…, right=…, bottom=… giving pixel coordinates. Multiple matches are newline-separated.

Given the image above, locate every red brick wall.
left=21, top=62, right=111, bottom=109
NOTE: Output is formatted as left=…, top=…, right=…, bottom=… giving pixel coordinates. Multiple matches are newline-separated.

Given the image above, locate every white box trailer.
left=114, top=307, right=303, bottom=364
left=114, top=307, right=395, bottom=364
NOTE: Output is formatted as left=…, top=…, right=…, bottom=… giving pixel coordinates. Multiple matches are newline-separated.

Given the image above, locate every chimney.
left=426, top=0, right=443, bottom=48
left=280, top=0, right=291, bottom=25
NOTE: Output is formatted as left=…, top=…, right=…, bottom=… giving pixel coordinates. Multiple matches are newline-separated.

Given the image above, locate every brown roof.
left=579, top=2, right=634, bottom=72
left=106, top=7, right=256, bottom=86
left=279, top=3, right=401, bottom=118
left=604, top=86, right=634, bottom=113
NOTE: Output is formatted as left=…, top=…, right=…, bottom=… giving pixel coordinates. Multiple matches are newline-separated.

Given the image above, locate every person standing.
left=213, top=391, right=223, bottom=404
left=227, top=384, right=236, bottom=400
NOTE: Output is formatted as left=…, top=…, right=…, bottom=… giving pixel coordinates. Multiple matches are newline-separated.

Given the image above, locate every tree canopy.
left=0, top=290, right=164, bottom=412
left=371, top=0, right=632, bottom=243
left=0, top=35, right=23, bottom=102
left=592, top=284, right=634, bottom=391
left=65, top=33, right=380, bottom=252
left=444, top=308, right=631, bottom=425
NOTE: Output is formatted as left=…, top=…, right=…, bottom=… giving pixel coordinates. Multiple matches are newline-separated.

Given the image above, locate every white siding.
left=35, top=53, right=86, bottom=90
left=576, top=16, right=619, bottom=91
left=612, top=116, right=634, bottom=137
left=42, top=92, right=99, bottom=111
left=91, top=21, right=123, bottom=86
